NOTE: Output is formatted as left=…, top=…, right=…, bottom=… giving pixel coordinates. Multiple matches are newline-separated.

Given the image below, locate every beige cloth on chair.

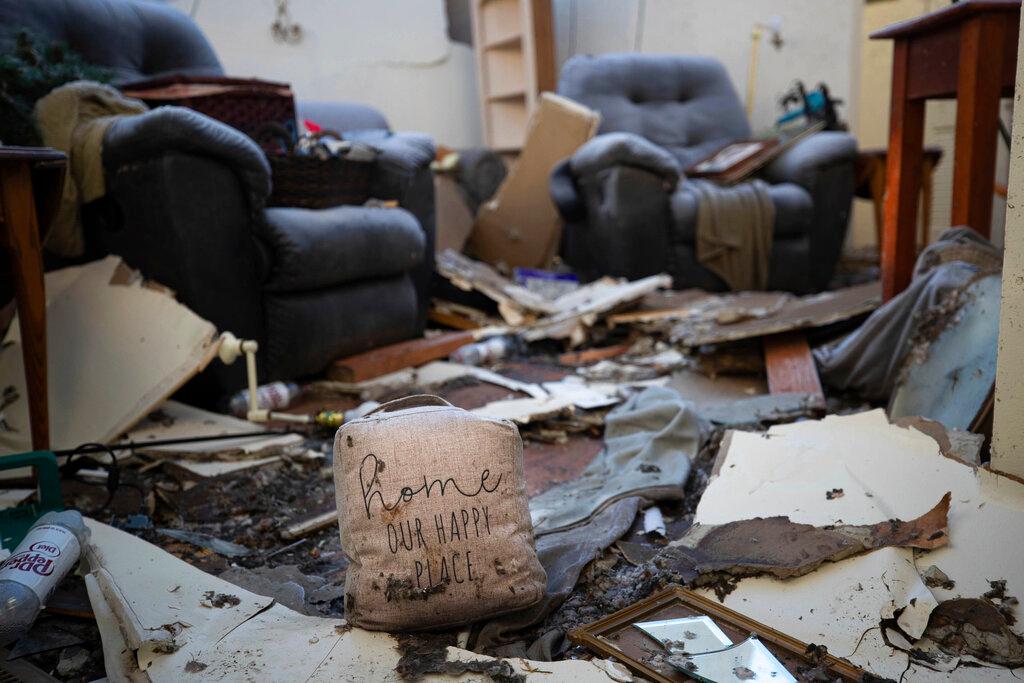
left=33, top=81, right=147, bottom=257
left=692, top=178, right=775, bottom=291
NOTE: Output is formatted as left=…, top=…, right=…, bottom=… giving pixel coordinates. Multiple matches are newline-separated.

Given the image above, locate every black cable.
left=61, top=442, right=122, bottom=516
left=52, top=429, right=291, bottom=457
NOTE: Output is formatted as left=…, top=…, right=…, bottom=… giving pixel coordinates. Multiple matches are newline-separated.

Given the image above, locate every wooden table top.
left=0, top=146, right=66, bottom=163
left=871, top=0, right=1021, bottom=40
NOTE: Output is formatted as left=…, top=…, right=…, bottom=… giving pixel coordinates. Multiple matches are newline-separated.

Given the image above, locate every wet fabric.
left=814, top=228, right=1001, bottom=401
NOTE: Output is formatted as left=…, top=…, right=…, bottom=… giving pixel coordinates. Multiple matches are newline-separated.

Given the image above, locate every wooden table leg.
left=0, top=164, right=49, bottom=451
left=951, top=14, right=1007, bottom=237
left=882, top=40, right=926, bottom=301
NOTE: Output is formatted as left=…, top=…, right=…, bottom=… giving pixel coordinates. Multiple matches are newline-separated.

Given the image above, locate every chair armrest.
left=570, top=132, right=682, bottom=184
left=102, top=106, right=271, bottom=212
left=760, top=131, right=857, bottom=191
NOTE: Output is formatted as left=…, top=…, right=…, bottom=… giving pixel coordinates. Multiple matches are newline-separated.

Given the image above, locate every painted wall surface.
left=167, top=0, right=484, bottom=148
left=991, top=9, right=1024, bottom=478
left=551, top=0, right=862, bottom=133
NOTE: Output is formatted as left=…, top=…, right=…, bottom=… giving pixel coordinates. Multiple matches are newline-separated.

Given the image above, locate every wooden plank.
left=281, top=509, right=337, bottom=540
left=951, top=14, right=1008, bottom=235
left=558, top=341, right=633, bottom=366
left=327, top=331, right=475, bottom=383
left=881, top=40, right=927, bottom=301
left=762, top=332, right=824, bottom=401
left=0, top=163, right=49, bottom=450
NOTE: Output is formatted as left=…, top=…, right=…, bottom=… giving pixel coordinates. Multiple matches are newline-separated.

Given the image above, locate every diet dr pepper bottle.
left=0, top=511, right=90, bottom=645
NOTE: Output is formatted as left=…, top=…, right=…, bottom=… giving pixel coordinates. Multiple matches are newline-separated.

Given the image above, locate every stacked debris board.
left=470, top=0, right=556, bottom=153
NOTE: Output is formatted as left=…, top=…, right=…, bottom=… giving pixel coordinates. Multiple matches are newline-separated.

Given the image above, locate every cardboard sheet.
left=468, top=93, right=600, bottom=269
left=695, top=410, right=1024, bottom=681
left=0, top=257, right=219, bottom=454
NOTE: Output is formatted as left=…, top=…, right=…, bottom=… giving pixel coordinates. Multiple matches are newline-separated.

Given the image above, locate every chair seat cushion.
left=261, top=205, right=424, bottom=292
left=669, top=179, right=812, bottom=242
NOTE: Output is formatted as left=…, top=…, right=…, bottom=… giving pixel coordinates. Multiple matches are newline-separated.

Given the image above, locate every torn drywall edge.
left=0, top=257, right=219, bottom=454
left=693, top=410, right=1024, bottom=681
left=84, top=519, right=628, bottom=681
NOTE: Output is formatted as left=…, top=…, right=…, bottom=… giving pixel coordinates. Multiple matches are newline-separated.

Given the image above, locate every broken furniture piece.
left=0, top=146, right=66, bottom=451
left=569, top=585, right=864, bottom=682
left=0, top=257, right=219, bottom=454
left=871, top=0, right=1020, bottom=299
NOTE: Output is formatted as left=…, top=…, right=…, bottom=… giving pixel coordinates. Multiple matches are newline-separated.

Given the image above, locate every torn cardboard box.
left=468, top=93, right=600, bottom=270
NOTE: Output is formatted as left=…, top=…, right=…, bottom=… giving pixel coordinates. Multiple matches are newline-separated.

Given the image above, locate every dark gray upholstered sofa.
left=0, top=0, right=435, bottom=391
left=551, top=54, right=857, bottom=293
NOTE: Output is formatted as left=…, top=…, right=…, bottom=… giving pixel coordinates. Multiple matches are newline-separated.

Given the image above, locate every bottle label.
left=0, top=524, right=80, bottom=602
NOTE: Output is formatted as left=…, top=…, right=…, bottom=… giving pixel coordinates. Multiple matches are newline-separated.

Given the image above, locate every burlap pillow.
left=334, top=395, right=546, bottom=631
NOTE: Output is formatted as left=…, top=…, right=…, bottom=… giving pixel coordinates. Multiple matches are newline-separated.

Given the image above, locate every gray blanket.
left=815, top=227, right=1001, bottom=400
left=529, top=386, right=706, bottom=536
left=692, top=178, right=775, bottom=291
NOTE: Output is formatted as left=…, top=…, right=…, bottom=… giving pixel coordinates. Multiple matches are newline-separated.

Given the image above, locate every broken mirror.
left=669, top=635, right=796, bottom=683
left=633, top=615, right=732, bottom=655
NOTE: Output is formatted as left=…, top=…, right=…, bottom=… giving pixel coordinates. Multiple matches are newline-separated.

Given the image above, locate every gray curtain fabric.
left=814, top=228, right=1001, bottom=400
left=691, top=178, right=775, bottom=291
left=529, top=386, right=706, bottom=536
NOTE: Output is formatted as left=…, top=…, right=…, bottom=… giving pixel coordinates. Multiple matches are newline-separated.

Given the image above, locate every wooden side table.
left=0, top=147, right=66, bottom=451
left=871, top=0, right=1020, bottom=300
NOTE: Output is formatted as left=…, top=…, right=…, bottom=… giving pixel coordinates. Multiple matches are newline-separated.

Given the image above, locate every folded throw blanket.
left=34, top=80, right=147, bottom=257
left=691, top=178, right=775, bottom=291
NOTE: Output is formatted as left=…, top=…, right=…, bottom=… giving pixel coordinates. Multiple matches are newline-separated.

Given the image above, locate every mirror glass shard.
left=632, top=615, right=733, bottom=654
left=667, top=635, right=796, bottom=683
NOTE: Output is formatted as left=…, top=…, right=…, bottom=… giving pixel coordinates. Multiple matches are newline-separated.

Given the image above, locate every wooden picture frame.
left=568, top=585, right=865, bottom=682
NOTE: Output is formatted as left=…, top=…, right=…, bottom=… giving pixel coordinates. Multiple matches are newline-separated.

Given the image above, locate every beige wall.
left=167, top=0, right=484, bottom=148
left=991, top=7, right=1024, bottom=478
left=552, top=0, right=863, bottom=133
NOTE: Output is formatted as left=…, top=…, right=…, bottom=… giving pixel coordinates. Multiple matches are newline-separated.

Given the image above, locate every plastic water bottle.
left=0, top=511, right=90, bottom=646
left=228, top=381, right=302, bottom=418
left=450, top=336, right=518, bottom=366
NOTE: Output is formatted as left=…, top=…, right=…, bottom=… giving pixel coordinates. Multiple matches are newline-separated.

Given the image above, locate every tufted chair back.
left=0, top=0, right=223, bottom=84
left=558, top=53, right=751, bottom=169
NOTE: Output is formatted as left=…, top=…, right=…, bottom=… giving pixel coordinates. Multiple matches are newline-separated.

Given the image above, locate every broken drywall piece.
left=437, top=248, right=558, bottom=324
left=889, top=274, right=1000, bottom=431
left=658, top=493, right=949, bottom=599
left=83, top=519, right=625, bottom=682
left=0, top=257, right=219, bottom=454
left=692, top=409, right=1024, bottom=681
left=421, top=361, right=548, bottom=399
left=523, top=274, right=674, bottom=346
left=437, top=249, right=672, bottom=343
left=669, top=282, right=880, bottom=347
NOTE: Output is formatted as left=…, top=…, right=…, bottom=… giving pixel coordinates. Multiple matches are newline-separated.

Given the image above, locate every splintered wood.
left=436, top=249, right=672, bottom=346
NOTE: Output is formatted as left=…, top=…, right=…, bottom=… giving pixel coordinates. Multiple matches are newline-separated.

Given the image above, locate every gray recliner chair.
left=551, top=54, right=857, bottom=293
left=0, top=0, right=435, bottom=391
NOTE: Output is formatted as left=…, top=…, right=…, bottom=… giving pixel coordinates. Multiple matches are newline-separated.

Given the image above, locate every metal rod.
left=53, top=430, right=293, bottom=456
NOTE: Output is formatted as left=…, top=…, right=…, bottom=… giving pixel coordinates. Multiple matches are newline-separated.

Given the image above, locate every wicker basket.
left=267, top=154, right=373, bottom=209
left=120, top=75, right=297, bottom=152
